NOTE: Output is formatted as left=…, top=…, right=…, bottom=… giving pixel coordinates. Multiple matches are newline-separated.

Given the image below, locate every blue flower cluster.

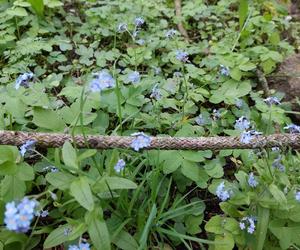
left=130, top=132, right=151, bottom=151
left=195, top=114, right=206, bottom=126
left=175, top=50, right=189, bottom=63
left=117, top=23, right=127, bottom=33
left=216, top=181, right=231, bottom=201
left=212, top=109, right=221, bottom=119
left=264, top=96, right=281, bottom=106
left=114, top=159, right=126, bottom=173
left=15, top=72, right=34, bottom=89
left=4, top=197, right=38, bottom=233
left=150, top=84, right=162, bottom=100
left=240, top=130, right=262, bottom=144
left=235, top=98, right=244, bottom=109
left=239, top=216, right=256, bottom=234
left=219, top=65, right=230, bottom=76
left=68, top=242, right=90, bottom=250
left=234, top=116, right=250, bottom=131
left=284, top=124, right=300, bottom=134
left=90, top=71, right=115, bottom=92
left=296, top=191, right=300, bottom=202
left=165, top=29, right=177, bottom=38
left=20, top=140, right=36, bottom=157
left=272, top=156, right=285, bottom=172
left=248, top=172, right=258, bottom=188
left=134, top=17, right=144, bottom=27
left=127, top=71, right=140, bottom=84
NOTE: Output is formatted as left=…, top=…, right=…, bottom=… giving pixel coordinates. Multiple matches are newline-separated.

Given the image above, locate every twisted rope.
left=0, top=131, right=299, bottom=150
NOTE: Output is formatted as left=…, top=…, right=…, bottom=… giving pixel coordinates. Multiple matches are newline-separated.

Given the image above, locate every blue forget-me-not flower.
left=248, top=172, right=258, bottom=188
left=272, top=156, right=285, bottom=172
left=20, top=140, right=36, bottom=157
left=117, top=23, right=127, bottom=33
left=90, top=71, right=115, bottom=92
left=175, top=50, right=189, bottom=63
left=195, top=114, right=207, bottom=126
left=234, top=116, right=250, bottom=130
left=131, top=132, right=151, bottom=151
left=68, top=243, right=90, bottom=250
left=15, top=72, right=34, bottom=89
left=165, top=29, right=177, bottom=38
left=150, top=84, right=162, bottom=100
left=219, top=65, right=230, bottom=76
left=284, top=124, right=300, bottom=134
left=216, top=181, right=231, bottom=201
left=134, top=17, right=144, bottom=27
left=235, top=98, right=244, bottom=109
left=239, top=216, right=256, bottom=234
left=296, top=191, right=300, bottom=202
left=4, top=197, right=39, bottom=233
left=240, top=130, right=262, bottom=144
left=114, top=159, right=126, bottom=173
left=264, top=96, right=281, bottom=106
left=128, top=71, right=140, bottom=84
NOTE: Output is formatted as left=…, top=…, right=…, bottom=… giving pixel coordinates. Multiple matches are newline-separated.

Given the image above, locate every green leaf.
left=159, top=151, right=183, bottom=174
left=7, top=7, right=28, bottom=17
left=139, top=204, right=157, bottom=250
left=255, top=206, right=269, bottom=250
left=33, top=108, right=65, bottom=131
left=269, top=184, right=287, bottom=205
left=205, top=215, right=224, bottom=234
left=112, top=230, right=139, bottom=250
left=62, top=141, right=78, bottom=169
left=93, top=176, right=137, bottom=193
left=16, top=163, right=34, bottom=181
left=0, top=162, right=18, bottom=175
left=70, top=177, right=94, bottom=211
left=230, top=68, right=242, bottom=81
left=239, top=0, right=248, bottom=29
left=27, top=0, right=44, bottom=16
left=44, top=225, right=70, bottom=248
left=45, top=172, right=76, bottom=190
left=85, top=208, right=111, bottom=250
left=1, top=176, right=26, bottom=202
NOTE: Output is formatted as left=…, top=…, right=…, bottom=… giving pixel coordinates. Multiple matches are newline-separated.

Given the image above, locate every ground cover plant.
left=0, top=0, right=300, bottom=249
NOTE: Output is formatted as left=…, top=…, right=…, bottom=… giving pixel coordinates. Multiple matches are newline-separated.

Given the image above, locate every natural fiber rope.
left=0, top=130, right=299, bottom=150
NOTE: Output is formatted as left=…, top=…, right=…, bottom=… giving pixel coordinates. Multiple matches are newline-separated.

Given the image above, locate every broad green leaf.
left=33, top=108, right=65, bottom=131
left=215, top=233, right=235, bottom=250
left=62, top=141, right=78, bottom=169
left=27, top=0, right=44, bottom=16
left=93, top=176, right=137, bottom=193
left=269, top=184, right=287, bottom=205
left=7, top=7, right=28, bottom=17
left=45, top=172, right=76, bottom=190
left=70, top=177, right=94, bottom=211
left=1, top=176, right=26, bottom=202
left=205, top=215, right=224, bottom=234
left=159, top=151, right=182, bottom=174
left=86, top=208, right=111, bottom=250
left=0, top=162, right=17, bottom=175
left=16, top=163, right=34, bottom=181
left=44, top=225, right=70, bottom=248
left=112, top=230, right=139, bottom=250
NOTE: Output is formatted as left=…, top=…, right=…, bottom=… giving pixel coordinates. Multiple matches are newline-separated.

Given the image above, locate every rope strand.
left=0, top=131, right=299, bottom=150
